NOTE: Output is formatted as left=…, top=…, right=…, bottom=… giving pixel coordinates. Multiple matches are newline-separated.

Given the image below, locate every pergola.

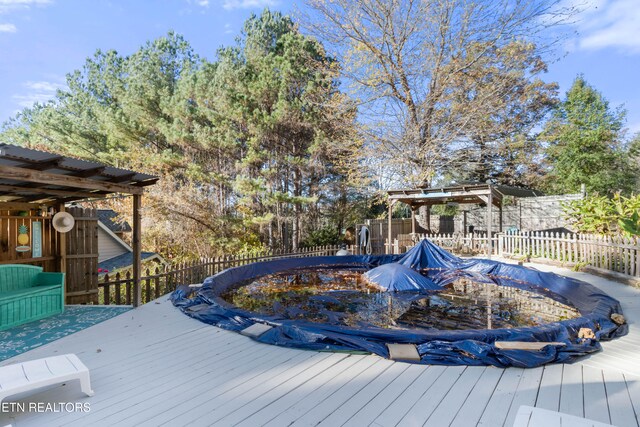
left=386, top=183, right=541, bottom=256
left=0, top=143, right=158, bottom=306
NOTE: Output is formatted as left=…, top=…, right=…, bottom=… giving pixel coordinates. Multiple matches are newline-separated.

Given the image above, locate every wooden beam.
left=0, top=184, right=106, bottom=199
left=0, top=164, right=144, bottom=195
left=7, top=194, right=54, bottom=203
left=132, top=194, right=142, bottom=307
left=0, top=201, right=55, bottom=210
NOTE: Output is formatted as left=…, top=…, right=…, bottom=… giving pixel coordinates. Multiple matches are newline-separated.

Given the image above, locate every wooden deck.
left=1, top=261, right=639, bottom=427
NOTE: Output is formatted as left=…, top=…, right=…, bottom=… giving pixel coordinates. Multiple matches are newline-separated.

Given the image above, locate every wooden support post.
left=57, top=203, right=67, bottom=303
left=463, top=210, right=467, bottom=235
left=387, top=202, right=393, bottom=254
left=426, top=205, right=431, bottom=233
left=499, top=204, right=503, bottom=232
left=487, top=192, right=493, bottom=259
left=411, top=207, right=416, bottom=234
left=132, top=194, right=142, bottom=307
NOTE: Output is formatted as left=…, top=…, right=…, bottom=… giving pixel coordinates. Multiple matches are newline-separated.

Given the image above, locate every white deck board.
left=559, top=363, right=584, bottom=417
left=535, top=363, right=563, bottom=411
left=370, top=365, right=447, bottom=427
left=423, top=366, right=486, bottom=426
left=504, top=366, right=544, bottom=427
left=478, top=367, right=525, bottom=426
left=0, top=261, right=639, bottom=427
left=583, top=365, right=611, bottom=424
left=603, top=369, right=638, bottom=427
left=396, top=365, right=466, bottom=426
left=450, top=367, right=504, bottom=427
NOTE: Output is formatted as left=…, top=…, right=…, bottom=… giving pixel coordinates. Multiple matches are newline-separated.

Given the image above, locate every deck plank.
left=583, top=365, right=612, bottom=424
left=559, top=363, right=584, bottom=417
left=214, top=352, right=351, bottom=426
left=477, top=367, right=524, bottom=426
left=261, top=356, right=382, bottom=427
left=535, top=364, right=563, bottom=411
left=235, top=354, right=367, bottom=427
left=341, top=364, right=428, bottom=427
left=450, top=367, right=504, bottom=427
left=316, top=361, right=410, bottom=427
left=289, top=359, right=396, bottom=426
left=504, top=366, right=544, bottom=427
left=625, top=373, right=640, bottom=427
left=423, top=366, right=486, bottom=427
left=370, top=365, right=447, bottom=427
left=603, top=369, right=639, bottom=427
left=396, top=365, right=467, bottom=426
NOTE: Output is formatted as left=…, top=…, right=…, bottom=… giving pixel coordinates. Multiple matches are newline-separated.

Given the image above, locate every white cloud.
left=0, top=22, right=15, bottom=32
left=222, top=0, right=278, bottom=10
left=573, top=0, right=640, bottom=53
left=197, top=0, right=209, bottom=6
left=224, top=23, right=233, bottom=34
left=12, top=80, right=64, bottom=108
left=0, top=0, right=51, bottom=14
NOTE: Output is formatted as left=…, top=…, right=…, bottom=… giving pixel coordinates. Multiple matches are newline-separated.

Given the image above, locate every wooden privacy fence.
left=98, top=245, right=340, bottom=305
left=500, top=231, right=640, bottom=278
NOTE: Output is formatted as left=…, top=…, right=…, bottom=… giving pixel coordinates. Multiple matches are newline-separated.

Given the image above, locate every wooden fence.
left=98, top=231, right=640, bottom=306
left=98, top=245, right=340, bottom=305
left=500, top=231, right=640, bottom=278
left=395, top=233, right=499, bottom=255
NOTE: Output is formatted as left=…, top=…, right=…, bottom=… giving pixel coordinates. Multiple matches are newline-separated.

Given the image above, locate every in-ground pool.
left=221, top=268, right=580, bottom=330
left=172, top=240, right=628, bottom=368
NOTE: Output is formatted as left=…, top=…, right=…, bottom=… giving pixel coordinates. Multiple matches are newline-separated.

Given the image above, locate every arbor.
left=543, top=76, right=636, bottom=195
left=304, top=0, right=570, bottom=187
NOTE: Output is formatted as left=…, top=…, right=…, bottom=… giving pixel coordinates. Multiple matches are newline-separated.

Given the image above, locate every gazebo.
left=386, top=183, right=541, bottom=257
left=0, top=143, right=158, bottom=306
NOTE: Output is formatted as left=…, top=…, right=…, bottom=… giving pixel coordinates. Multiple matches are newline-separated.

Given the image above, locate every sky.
left=0, top=0, right=639, bottom=136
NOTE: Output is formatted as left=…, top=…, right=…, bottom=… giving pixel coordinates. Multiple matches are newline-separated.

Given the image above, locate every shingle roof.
left=98, top=209, right=132, bottom=233
left=98, top=252, right=159, bottom=273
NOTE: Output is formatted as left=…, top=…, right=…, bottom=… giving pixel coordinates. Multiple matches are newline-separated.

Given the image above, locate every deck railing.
left=98, top=245, right=340, bottom=305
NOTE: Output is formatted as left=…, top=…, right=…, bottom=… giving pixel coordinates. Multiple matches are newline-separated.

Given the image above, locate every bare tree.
left=304, top=0, right=575, bottom=187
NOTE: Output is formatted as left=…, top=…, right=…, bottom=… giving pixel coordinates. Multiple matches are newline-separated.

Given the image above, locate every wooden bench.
left=0, top=354, right=94, bottom=405
left=0, top=265, right=65, bottom=331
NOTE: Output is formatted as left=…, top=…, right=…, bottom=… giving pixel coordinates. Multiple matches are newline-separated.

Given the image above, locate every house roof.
left=98, top=251, right=160, bottom=273
left=98, top=209, right=132, bottom=233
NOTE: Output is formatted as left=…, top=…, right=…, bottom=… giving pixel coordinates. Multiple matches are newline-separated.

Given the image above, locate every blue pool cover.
left=171, top=240, right=627, bottom=367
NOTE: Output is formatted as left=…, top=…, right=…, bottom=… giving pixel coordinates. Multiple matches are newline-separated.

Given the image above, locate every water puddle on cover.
left=220, top=268, right=580, bottom=330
